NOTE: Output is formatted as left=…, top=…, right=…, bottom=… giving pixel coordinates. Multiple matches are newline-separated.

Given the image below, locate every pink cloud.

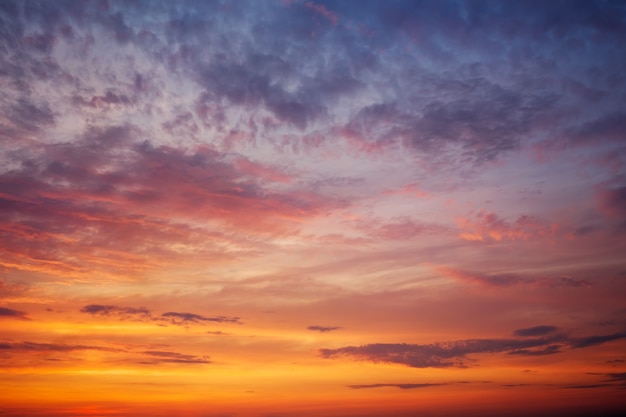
left=234, top=157, right=291, bottom=183
left=305, top=2, right=338, bottom=26
left=456, top=211, right=559, bottom=242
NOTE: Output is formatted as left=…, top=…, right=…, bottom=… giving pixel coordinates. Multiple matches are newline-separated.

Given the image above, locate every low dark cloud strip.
left=348, top=383, right=446, bottom=390
left=307, top=325, right=341, bottom=333
left=320, top=330, right=626, bottom=368
left=0, top=306, right=30, bottom=320
left=79, top=304, right=241, bottom=326
left=514, top=325, right=558, bottom=337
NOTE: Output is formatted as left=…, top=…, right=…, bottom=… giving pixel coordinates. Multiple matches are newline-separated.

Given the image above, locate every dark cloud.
left=569, top=331, right=626, bottom=349
left=0, top=341, right=125, bottom=353
left=556, top=276, right=592, bottom=288
left=507, top=345, right=562, bottom=356
left=407, top=82, right=556, bottom=163
left=439, top=266, right=593, bottom=289
left=307, top=325, right=341, bottom=333
left=141, top=350, right=210, bottom=364
left=320, top=335, right=566, bottom=368
left=161, top=312, right=241, bottom=325
left=7, top=98, right=55, bottom=133
left=348, top=383, right=445, bottom=390
left=569, top=113, right=626, bottom=145
left=320, top=330, right=626, bottom=368
left=514, top=325, right=558, bottom=337
left=80, top=304, right=151, bottom=317
left=0, top=306, right=30, bottom=320
left=598, top=186, right=626, bottom=225
left=79, top=305, right=240, bottom=327
left=602, top=372, right=626, bottom=384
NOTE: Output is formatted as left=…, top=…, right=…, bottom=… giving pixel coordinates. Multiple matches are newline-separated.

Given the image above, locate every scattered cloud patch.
left=0, top=306, right=30, bottom=320
left=348, top=383, right=445, bottom=390
left=457, top=211, right=558, bottom=242
left=320, top=330, right=626, bottom=368
left=307, top=325, right=341, bottom=333
left=161, top=312, right=241, bottom=325
left=0, top=341, right=125, bottom=353
left=514, top=325, right=558, bottom=337
left=79, top=305, right=240, bottom=327
left=569, top=331, right=626, bottom=349
left=80, top=304, right=151, bottom=317
left=141, top=350, right=210, bottom=364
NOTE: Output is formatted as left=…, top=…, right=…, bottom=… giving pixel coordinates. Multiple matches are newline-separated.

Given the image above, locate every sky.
left=1, top=0, right=626, bottom=416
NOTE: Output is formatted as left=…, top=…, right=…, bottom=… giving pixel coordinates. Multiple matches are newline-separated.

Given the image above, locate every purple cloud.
left=348, top=383, right=446, bottom=390
left=161, top=312, right=241, bottom=325
left=514, top=325, right=558, bottom=337
left=320, top=330, right=626, bottom=368
left=0, top=306, right=30, bottom=320
left=80, top=304, right=151, bottom=317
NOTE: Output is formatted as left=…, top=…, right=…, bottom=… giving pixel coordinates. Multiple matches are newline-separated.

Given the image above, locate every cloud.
left=569, top=113, right=626, bottom=146
left=307, top=325, right=341, bottom=333
left=437, top=266, right=592, bottom=289
left=347, top=383, right=445, bottom=390
left=563, top=384, right=614, bottom=389
left=602, top=372, right=626, bottom=385
left=161, top=312, right=241, bottom=325
left=514, top=325, right=558, bottom=337
left=320, top=336, right=565, bottom=368
left=0, top=306, right=30, bottom=320
left=304, top=2, right=339, bottom=26
left=555, top=276, right=592, bottom=288
left=437, top=266, right=531, bottom=287
left=597, top=186, right=626, bottom=228
left=320, top=330, right=626, bottom=368
left=206, top=331, right=229, bottom=336
left=507, top=345, right=563, bottom=356
left=141, top=350, right=210, bottom=364
left=80, top=304, right=151, bottom=318
left=367, top=218, right=446, bottom=241
left=79, top=304, right=241, bottom=327
left=0, top=341, right=125, bottom=353
left=0, top=124, right=345, bottom=278
left=0, top=340, right=212, bottom=367
left=457, top=211, right=559, bottom=242
left=568, top=331, right=626, bottom=349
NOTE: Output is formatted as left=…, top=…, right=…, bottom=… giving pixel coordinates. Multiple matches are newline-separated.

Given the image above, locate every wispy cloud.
left=0, top=341, right=210, bottom=367
left=0, top=306, right=30, bottom=320
left=140, top=350, right=211, bottom=364
left=457, top=211, right=559, bottom=242
left=80, top=304, right=151, bottom=318
left=161, top=312, right=241, bottom=325
left=347, top=383, right=446, bottom=390
left=0, top=341, right=125, bottom=353
left=79, top=304, right=241, bottom=326
left=307, top=325, right=341, bottom=333
left=514, top=325, right=558, bottom=337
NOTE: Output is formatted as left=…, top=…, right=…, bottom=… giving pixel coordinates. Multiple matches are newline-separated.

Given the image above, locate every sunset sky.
left=1, top=1, right=626, bottom=416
